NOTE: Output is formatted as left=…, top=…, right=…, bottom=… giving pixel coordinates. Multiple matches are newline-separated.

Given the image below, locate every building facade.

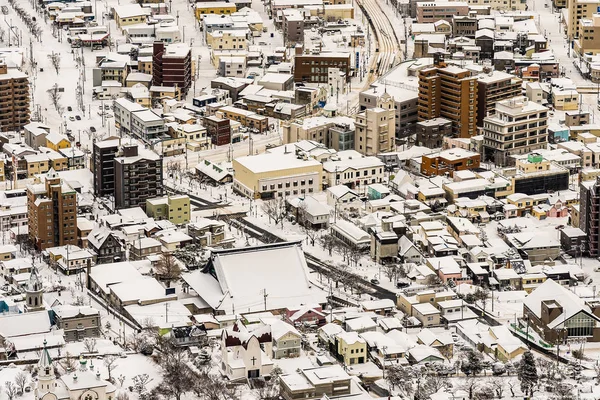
left=152, top=41, right=192, bottom=95
left=580, top=177, right=600, bottom=256
left=0, top=62, right=30, bottom=132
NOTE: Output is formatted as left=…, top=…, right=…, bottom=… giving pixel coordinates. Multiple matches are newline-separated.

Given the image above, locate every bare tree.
left=191, top=371, right=238, bottom=400
left=382, top=264, right=399, bottom=283
left=386, top=365, right=413, bottom=397
left=83, top=338, right=97, bottom=353
left=58, top=352, right=78, bottom=373
left=319, top=233, right=337, bottom=256
left=154, top=253, right=181, bottom=287
left=4, top=381, right=17, bottom=400
left=152, top=336, right=195, bottom=400
left=47, top=84, right=63, bottom=113
left=116, top=393, right=130, bottom=400
left=117, top=374, right=126, bottom=388
left=507, top=379, right=518, bottom=397
left=14, top=372, right=27, bottom=393
left=459, top=377, right=480, bottom=400
left=48, top=52, right=61, bottom=73
left=489, top=378, right=505, bottom=399
left=127, top=332, right=150, bottom=352
left=104, top=355, right=119, bottom=381
left=132, top=373, right=152, bottom=397
left=261, top=198, right=287, bottom=227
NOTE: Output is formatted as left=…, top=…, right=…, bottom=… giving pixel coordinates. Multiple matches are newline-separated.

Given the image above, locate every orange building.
left=421, top=148, right=481, bottom=177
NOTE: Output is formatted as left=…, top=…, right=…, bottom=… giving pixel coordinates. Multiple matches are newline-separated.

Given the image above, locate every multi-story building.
left=194, top=1, right=237, bottom=20
left=575, top=14, right=600, bottom=57
left=418, top=60, right=478, bottom=139
left=233, top=152, right=322, bottom=199
left=204, top=115, right=231, bottom=146
left=322, top=150, right=384, bottom=190
left=114, top=143, right=163, bottom=210
left=463, top=0, right=527, bottom=9
left=359, top=85, right=419, bottom=139
left=93, top=138, right=126, bottom=198
left=27, top=170, right=78, bottom=250
left=421, top=148, right=481, bottom=177
left=282, top=116, right=356, bottom=151
left=282, top=9, right=305, bottom=44
left=130, top=109, right=167, bottom=142
left=152, top=41, right=192, bottom=95
left=218, top=105, right=268, bottom=133
left=293, top=51, right=351, bottom=83
left=354, top=97, right=395, bottom=156
left=482, top=96, right=549, bottom=166
left=416, top=117, right=453, bottom=148
left=113, top=98, right=146, bottom=133
left=146, top=195, right=191, bottom=225
left=477, top=71, right=522, bottom=126
left=416, top=1, right=469, bottom=23
left=580, top=177, right=600, bottom=256
left=567, top=0, right=600, bottom=41
left=0, top=62, right=30, bottom=132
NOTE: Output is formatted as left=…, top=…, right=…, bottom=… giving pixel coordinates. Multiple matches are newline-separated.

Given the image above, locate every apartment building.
left=194, top=1, right=237, bottom=20
left=218, top=105, right=269, bottom=133
left=282, top=116, right=356, bottom=151
left=354, top=97, right=395, bottom=156
left=293, top=51, right=351, bottom=83
left=282, top=9, right=305, bottom=44
left=416, top=117, right=453, bottom=148
left=114, top=143, right=163, bottom=210
left=580, top=176, right=600, bottom=256
left=567, top=0, right=600, bottom=41
left=204, top=115, right=231, bottom=146
left=130, top=109, right=167, bottom=142
left=464, top=0, right=527, bottom=10
left=0, top=62, right=30, bottom=132
left=477, top=71, right=522, bottom=126
left=359, top=85, right=419, bottom=139
left=482, top=96, right=549, bottom=166
left=575, top=14, right=600, bottom=57
left=146, top=195, right=191, bottom=225
left=418, top=61, right=478, bottom=138
left=152, top=42, right=192, bottom=95
left=233, top=152, right=322, bottom=199
left=416, top=1, right=469, bottom=23
left=27, top=170, right=78, bottom=251
left=114, top=4, right=148, bottom=30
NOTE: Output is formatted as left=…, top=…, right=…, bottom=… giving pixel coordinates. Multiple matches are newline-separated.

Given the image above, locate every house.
left=345, top=316, right=377, bottom=333
left=407, top=344, right=446, bottom=365
left=0, top=245, right=17, bottom=261
left=52, top=305, right=101, bottom=342
left=493, top=268, right=521, bottom=290
left=187, top=218, right=226, bottom=247
left=318, top=322, right=344, bottom=350
left=326, top=185, right=362, bottom=211
left=397, top=289, right=457, bottom=316
left=336, top=331, right=367, bottom=365
left=412, top=303, right=442, bottom=327
left=285, top=305, right=326, bottom=327
left=130, top=237, right=162, bottom=260
left=286, top=196, right=330, bottom=229
left=417, top=328, right=454, bottom=358
left=330, top=220, right=370, bottom=249
left=221, top=322, right=274, bottom=380
left=370, top=219, right=399, bottom=264
left=87, top=227, right=123, bottom=264
left=436, top=299, right=477, bottom=323
left=108, top=276, right=176, bottom=311
left=523, top=279, right=600, bottom=343
left=155, top=229, right=193, bottom=252
left=361, top=299, right=395, bottom=315
left=399, top=236, right=422, bottom=264
left=264, top=318, right=302, bottom=359
left=279, top=365, right=351, bottom=400
left=47, top=245, right=94, bottom=275
left=488, top=325, right=527, bottom=361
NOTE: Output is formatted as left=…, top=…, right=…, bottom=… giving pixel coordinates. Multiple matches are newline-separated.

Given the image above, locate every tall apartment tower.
left=152, top=42, right=192, bottom=97
left=93, top=137, right=121, bottom=198
left=354, top=91, right=395, bottom=156
left=477, top=71, right=522, bottom=126
left=418, top=58, right=478, bottom=139
left=0, top=61, right=30, bottom=132
left=580, top=177, right=600, bottom=257
left=27, top=169, right=78, bottom=250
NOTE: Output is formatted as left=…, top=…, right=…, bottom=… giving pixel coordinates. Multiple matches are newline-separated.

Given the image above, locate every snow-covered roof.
left=0, top=311, right=51, bottom=338
left=52, top=305, right=100, bottom=319
left=345, top=316, right=377, bottom=331
left=182, top=242, right=326, bottom=314
left=109, top=277, right=175, bottom=304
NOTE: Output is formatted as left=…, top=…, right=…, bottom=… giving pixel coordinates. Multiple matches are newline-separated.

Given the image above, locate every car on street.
left=69, top=116, right=75, bottom=121
left=90, top=126, right=96, bottom=133
left=75, top=115, right=81, bottom=120
left=370, top=278, right=379, bottom=285
left=67, top=106, right=72, bottom=111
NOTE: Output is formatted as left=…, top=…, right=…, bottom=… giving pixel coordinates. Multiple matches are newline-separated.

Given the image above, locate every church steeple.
left=35, top=339, right=56, bottom=398
left=25, top=265, right=44, bottom=312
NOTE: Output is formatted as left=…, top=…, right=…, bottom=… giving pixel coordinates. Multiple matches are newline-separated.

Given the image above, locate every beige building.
left=233, top=152, right=323, bottom=199
left=567, top=0, right=600, bottom=41
left=575, top=14, right=600, bottom=56
left=354, top=105, right=394, bottom=156
left=146, top=195, right=191, bottom=225
left=114, top=4, right=148, bottom=30
left=464, top=0, right=527, bottom=10
left=208, top=30, right=248, bottom=50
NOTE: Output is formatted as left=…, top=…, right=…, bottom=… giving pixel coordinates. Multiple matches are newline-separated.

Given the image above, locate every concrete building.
left=282, top=9, right=305, bottom=45
left=567, top=0, right=600, bottom=41
left=354, top=102, right=395, bottom=156
left=53, top=305, right=101, bottom=342
left=114, top=143, right=163, bottom=210
left=580, top=177, right=600, bottom=256
left=418, top=60, right=478, bottom=138
left=27, top=170, right=78, bottom=251
left=204, top=115, right=231, bottom=146
left=360, top=85, right=419, bottom=139
left=293, top=51, right=351, bottom=83
left=482, top=96, right=549, bottom=166
left=130, top=109, right=168, bottom=142
left=0, top=62, right=30, bottom=132
left=322, top=150, right=384, bottom=190
left=152, top=42, right=192, bottom=95
left=421, top=148, right=481, bottom=177
left=233, top=152, right=322, bottom=199
left=416, top=118, right=452, bottom=148
left=282, top=116, right=356, bottom=151
left=416, top=1, right=469, bottom=23
left=146, top=195, right=191, bottom=224
left=477, top=71, right=522, bottom=126
left=575, top=14, right=600, bottom=56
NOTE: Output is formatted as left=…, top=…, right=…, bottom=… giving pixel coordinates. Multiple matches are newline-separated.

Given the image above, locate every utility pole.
left=263, top=288, right=268, bottom=310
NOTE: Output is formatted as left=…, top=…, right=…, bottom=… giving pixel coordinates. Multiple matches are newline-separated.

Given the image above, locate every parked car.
left=75, top=115, right=81, bottom=121
left=67, top=106, right=73, bottom=111
left=370, top=278, right=379, bottom=285
left=69, top=116, right=75, bottom=121
left=90, top=126, right=96, bottom=133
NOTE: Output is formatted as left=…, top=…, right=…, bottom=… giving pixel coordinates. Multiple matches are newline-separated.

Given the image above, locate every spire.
left=39, top=339, right=52, bottom=369
left=28, top=265, right=42, bottom=293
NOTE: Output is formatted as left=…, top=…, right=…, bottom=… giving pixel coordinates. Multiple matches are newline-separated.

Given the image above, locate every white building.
left=322, top=150, right=385, bottom=192
left=221, top=322, right=274, bottom=380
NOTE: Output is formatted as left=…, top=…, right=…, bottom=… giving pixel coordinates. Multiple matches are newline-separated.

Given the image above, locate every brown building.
left=27, top=169, right=78, bottom=251
left=476, top=71, right=522, bottom=126
left=0, top=61, right=30, bottom=132
left=416, top=1, right=469, bottom=23
left=152, top=42, right=192, bottom=95
left=282, top=9, right=305, bottom=45
left=580, top=177, right=600, bottom=256
left=418, top=58, right=478, bottom=138
left=204, top=115, right=231, bottom=146
left=416, top=117, right=452, bottom=148
left=421, top=148, right=481, bottom=177
left=114, top=143, right=163, bottom=210
left=53, top=305, right=101, bottom=342
left=294, top=50, right=351, bottom=83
